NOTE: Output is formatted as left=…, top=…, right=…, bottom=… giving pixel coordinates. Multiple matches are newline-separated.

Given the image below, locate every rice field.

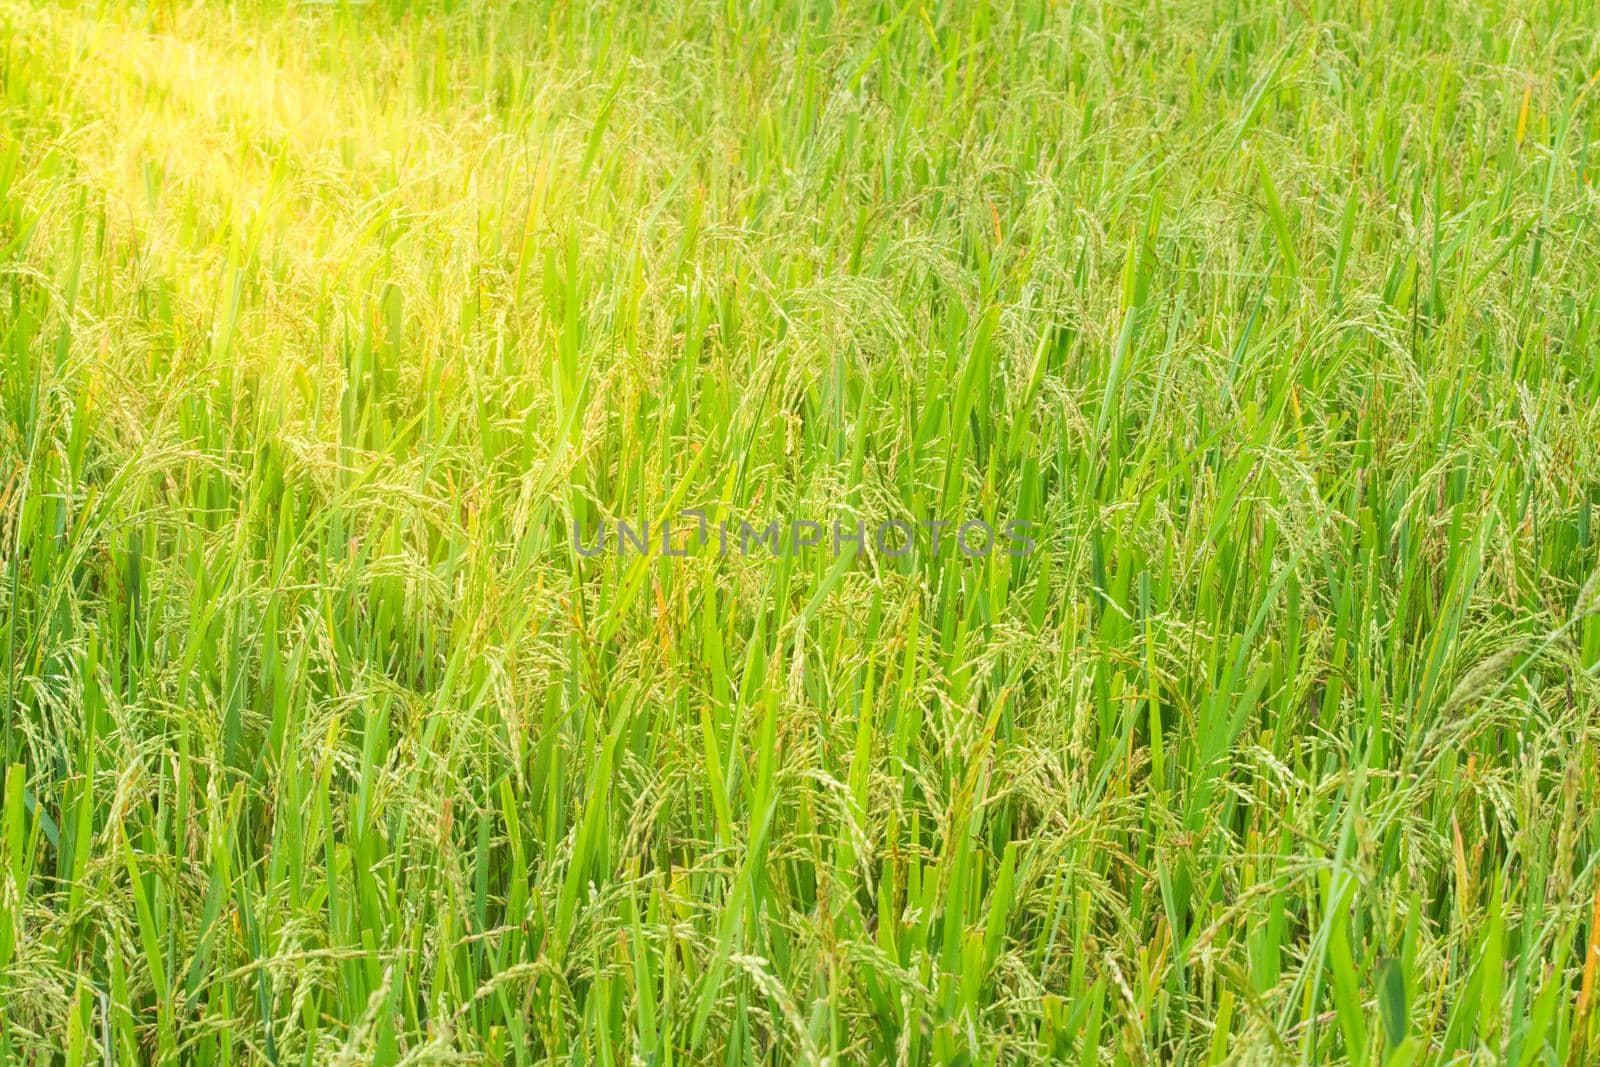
left=2, top=0, right=1600, bottom=1062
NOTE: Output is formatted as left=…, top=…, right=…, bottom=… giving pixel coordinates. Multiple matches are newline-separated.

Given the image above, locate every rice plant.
left=2, top=0, right=1599, bottom=1062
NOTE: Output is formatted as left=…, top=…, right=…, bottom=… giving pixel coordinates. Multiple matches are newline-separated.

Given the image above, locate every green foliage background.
left=2, top=0, right=1600, bottom=1062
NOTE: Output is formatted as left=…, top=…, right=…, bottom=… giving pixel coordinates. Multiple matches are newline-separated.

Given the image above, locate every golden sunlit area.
left=3, top=1, right=1600, bottom=1063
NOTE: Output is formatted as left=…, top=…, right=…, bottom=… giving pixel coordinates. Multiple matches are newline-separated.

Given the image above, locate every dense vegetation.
left=3, top=0, right=1600, bottom=1062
